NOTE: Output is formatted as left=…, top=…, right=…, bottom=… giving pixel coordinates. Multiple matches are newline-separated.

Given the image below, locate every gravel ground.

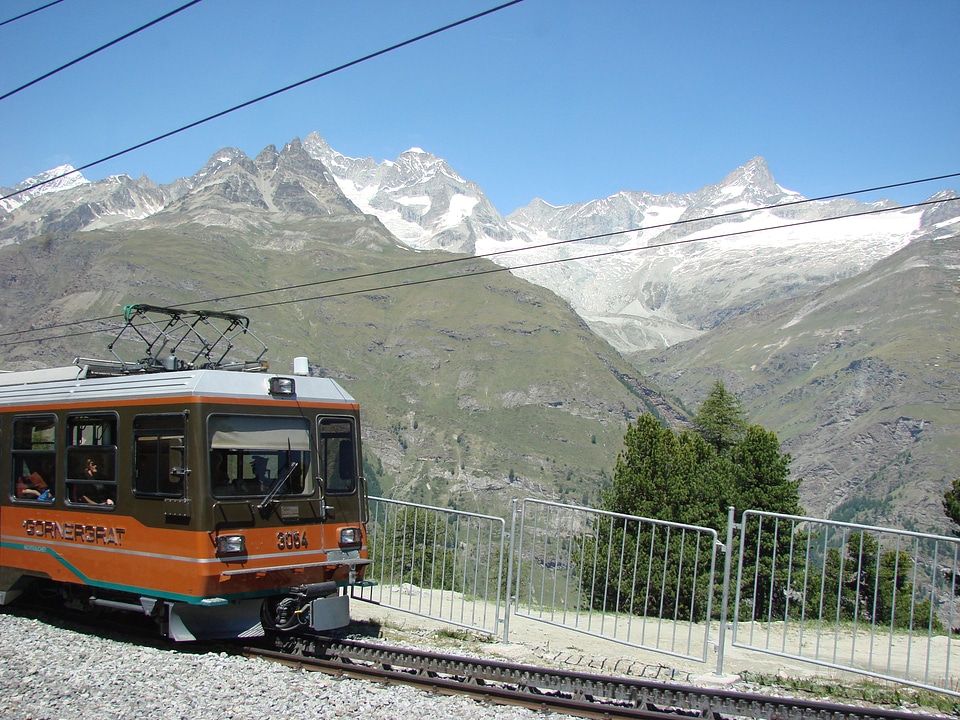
left=1, top=606, right=952, bottom=720
left=0, top=612, right=568, bottom=720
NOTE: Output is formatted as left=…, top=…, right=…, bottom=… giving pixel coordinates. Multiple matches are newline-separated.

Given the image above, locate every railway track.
left=248, top=636, right=954, bottom=720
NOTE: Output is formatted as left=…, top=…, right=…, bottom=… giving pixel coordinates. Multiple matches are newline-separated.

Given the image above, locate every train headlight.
left=268, top=376, right=295, bottom=396
left=339, top=527, right=361, bottom=546
left=217, top=534, right=246, bottom=555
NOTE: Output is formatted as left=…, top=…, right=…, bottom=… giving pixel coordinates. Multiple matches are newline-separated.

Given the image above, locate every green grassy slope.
left=0, top=217, right=657, bottom=517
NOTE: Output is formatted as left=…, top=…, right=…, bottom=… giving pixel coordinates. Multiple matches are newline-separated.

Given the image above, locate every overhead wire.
left=0, top=0, right=531, bottom=343
left=1, top=190, right=956, bottom=349
left=0, top=0, right=205, bottom=102
left=0, top=0, right=65, bottom=29
left=0, top=0, right=526, bottom=204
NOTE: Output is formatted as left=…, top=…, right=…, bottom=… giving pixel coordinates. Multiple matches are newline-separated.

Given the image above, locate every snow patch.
left=440, top=194, right=479, bottom=229
left=720, top=181, right=746, bottom=197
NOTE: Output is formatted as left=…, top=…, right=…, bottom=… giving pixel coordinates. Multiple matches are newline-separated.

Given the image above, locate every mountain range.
left=6, top=133, right=957, bottom=357
left=1, top=135, right=958, bottom=531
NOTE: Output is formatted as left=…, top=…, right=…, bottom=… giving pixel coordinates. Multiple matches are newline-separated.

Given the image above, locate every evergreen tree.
left=606, top=390, right=800, bottom=530
left=592, top=382, right=804, bottom=621
left=692, top=380, right=747, bottom=455
left=815, top=531, right=943, bottom=631
left=728, top=424, right=801, bottom=519
left=943, top=478, right=960, bottom=535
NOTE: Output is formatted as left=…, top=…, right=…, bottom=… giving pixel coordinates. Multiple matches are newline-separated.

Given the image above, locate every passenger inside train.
left=73, top=456, right=115, bottom=506
left=15, top=456, right=54, bottom=500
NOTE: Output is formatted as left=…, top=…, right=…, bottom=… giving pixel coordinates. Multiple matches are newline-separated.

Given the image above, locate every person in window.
left=77, top=457, right=114, bottom=506
left=17, top=457, right=54, bottom=500
left=250, top=455, right=270, bottom=491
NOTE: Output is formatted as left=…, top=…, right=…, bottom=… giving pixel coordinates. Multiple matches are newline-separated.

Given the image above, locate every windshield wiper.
left=257, top=461, right=299, bottom=511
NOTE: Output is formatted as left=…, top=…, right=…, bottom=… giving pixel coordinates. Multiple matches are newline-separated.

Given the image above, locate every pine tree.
left=943, top=478, right=960, bottom=535
left=606, top=387, right=800, bottom=530
left=728, top=424, right=801, bottom=518
left=692, top=380, right=747, bottom=455
left=594, top=382, right=804, bottom=621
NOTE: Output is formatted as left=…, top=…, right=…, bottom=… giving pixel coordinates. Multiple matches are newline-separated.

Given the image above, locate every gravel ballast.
left=0, top=613, right=565, bottom=720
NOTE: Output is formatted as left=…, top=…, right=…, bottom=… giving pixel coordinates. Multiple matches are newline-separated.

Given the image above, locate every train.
left=0, top=304, right=370, bottom=640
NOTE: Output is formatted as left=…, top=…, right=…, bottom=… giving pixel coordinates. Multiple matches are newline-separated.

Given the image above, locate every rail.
left=250, top=638, right=953, bottom=720
left=507, top=498, right=719, bottom=663
left=729, top=510, right=960, bottom=696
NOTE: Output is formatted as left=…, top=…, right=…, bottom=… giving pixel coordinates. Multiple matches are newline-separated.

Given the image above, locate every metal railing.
left=729, top=510, right=960, bottom=695
left=353, top=497, right=960, bottom=696
left=352, top=496, right=507, bottom=637
left=507, top=499, right=719, bottom=662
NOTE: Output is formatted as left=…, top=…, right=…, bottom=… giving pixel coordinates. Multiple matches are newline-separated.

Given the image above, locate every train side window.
left=133, top=414, right=186, bottom=498
left=66, top=414, right=118, bottom=508
left=11, top=415, right=56, bottom=503
left=320, top=417, right=357, bottom=495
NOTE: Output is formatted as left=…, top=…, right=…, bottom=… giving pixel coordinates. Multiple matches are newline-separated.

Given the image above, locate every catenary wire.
left=1, top=192, right=956, bottom=349
left=0, top=0, right=205, bottom=102
left=0, top=0, right=65, bottom=29
left=0, top=171, right=954, bottom=341
left=0, top=0, right=525, bottom=204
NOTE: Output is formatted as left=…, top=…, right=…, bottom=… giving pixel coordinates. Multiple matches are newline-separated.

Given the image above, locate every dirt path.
left=348, top=593, right=879, bottom=687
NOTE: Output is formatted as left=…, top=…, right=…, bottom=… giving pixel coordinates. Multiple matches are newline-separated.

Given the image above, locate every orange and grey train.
left=0, top=305, right=370, bottom=640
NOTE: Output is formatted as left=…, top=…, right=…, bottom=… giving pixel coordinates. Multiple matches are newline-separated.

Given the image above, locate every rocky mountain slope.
left=643, top=232, right=960, bottom=532
left=6, top=134, right=956, bottom=356
left=0, top=168, right=168, bottom=243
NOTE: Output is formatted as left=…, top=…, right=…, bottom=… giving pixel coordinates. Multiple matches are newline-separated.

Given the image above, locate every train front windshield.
left=208, top=415, right=313, bottom=498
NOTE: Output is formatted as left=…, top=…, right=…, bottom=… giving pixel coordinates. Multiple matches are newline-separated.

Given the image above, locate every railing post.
left=502, top=498, right=519, bottom=644
left=716, top=505, right=736, bottom=676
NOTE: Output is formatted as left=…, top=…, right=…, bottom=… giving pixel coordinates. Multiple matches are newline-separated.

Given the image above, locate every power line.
left=0, top=0, right=526, bottom=204
left=1, top=192, right=955, bottom=349
left=0, top=0, right=205, bottom=102
left=0, top=0, right=65, bottom=29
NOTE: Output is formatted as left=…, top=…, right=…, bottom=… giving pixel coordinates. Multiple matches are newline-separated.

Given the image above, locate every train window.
left=320, top=417, right=357, bottom=495
left=66, top=414, right=118, bottom=508
left=11, top=415, right=56, bottom=503
left=208, top=415, right=313, bottom=499
left=133, top=414, right=187, bottom=498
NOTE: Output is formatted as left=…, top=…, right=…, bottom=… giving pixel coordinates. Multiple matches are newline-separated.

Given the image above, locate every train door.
left=133, top=414, right=188, bottom=521
left=318, top=416, right=361, bottom=523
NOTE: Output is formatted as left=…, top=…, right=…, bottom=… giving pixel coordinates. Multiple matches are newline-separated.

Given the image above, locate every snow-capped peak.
left=1, top=165, right=88, bottom=213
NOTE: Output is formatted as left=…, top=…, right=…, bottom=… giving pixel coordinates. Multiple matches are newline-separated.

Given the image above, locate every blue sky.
left=1, top=0, right=957, bottom=213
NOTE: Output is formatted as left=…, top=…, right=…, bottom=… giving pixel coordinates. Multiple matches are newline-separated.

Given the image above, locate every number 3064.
left=277, top=530, right=308, bottom=550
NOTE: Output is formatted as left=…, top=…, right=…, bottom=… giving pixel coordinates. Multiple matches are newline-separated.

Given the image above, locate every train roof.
left=0, top=364, right=357, bottom=409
